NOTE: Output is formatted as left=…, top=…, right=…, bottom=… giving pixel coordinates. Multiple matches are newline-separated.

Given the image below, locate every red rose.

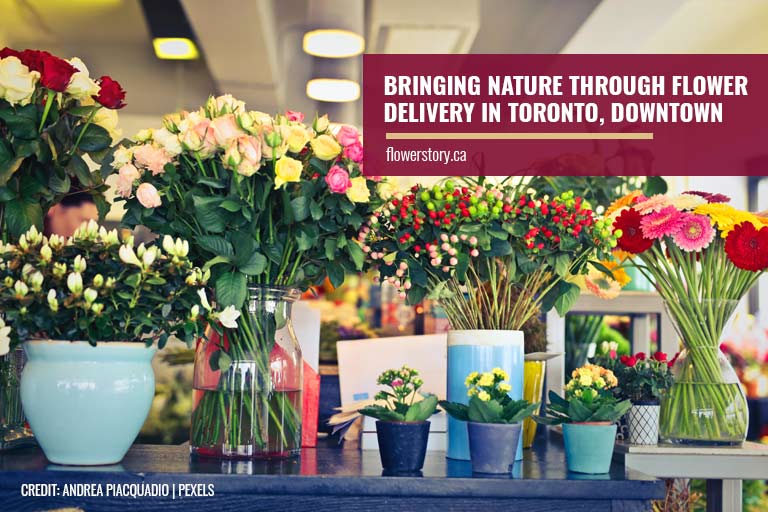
left=0, top=47, right=21, bottom=60
left=719, top=343, right=729, bottom=353
left=620, top=355, right=637, bottom=367
left=18, top=49, right=52, bottom=72
left=614, top=207, right=653, bottom=254
left=667, top=352, right=679, bottom=368
left=652, top=351, right=667, bottom=362
left=93, top=76, right=126, bottom=109
left=635, top=352, right=646, bottom=361
left=724, top=222, right=768, bottom=272
left=39, top=54, right=77, bottom=92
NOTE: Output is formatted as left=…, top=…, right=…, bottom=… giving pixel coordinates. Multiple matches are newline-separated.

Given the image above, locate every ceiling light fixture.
left=141, top=0, right=200, bottom=61
left=152, top=37, right=199, bottom=60
left=306, top=79, right=361, bottom=102
left=303, top=29, right=365, bottom=58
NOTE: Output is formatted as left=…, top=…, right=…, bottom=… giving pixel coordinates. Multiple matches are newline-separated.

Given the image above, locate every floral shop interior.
left=1, top=1, right=768, bottom=511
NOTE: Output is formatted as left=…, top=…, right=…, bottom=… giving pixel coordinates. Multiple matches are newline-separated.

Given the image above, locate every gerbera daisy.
left=685, top=190, right=730, bottom=203
left=724, top=222, right=768, bottom=272
left=671, top=213, right=715, bottom=252
left=614, top=208, right=653, bottom=254
left=640, top=206, right=684, bottom=240
left=606, top=190, right=644, bottom=217
left=669, top=193, right=707, bottom=211
left=584, top=261, right=631, bottom=300
left=634, top=194, right=671, bottom=215
left=694, top=203, right=762, bottom=238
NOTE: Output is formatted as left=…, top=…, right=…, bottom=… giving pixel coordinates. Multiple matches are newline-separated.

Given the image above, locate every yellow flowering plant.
left=439, top=369, right=539, bottom=424
left=534, top=364, right=631, bottom=425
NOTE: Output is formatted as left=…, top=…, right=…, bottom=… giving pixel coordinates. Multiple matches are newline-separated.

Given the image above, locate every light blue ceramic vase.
left=563, top=422, right=617, bottom=474
left=446, top=330, right=524, bottom=461
left=20, top=340, right=157, bottom=465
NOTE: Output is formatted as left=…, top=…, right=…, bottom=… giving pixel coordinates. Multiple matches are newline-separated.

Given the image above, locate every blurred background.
left=2, top=1, right=768, bottom=507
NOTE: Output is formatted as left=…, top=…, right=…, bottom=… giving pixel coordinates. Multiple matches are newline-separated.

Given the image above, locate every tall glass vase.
left=660, top=299, right=748, bottom=445
left=190, top=287, right=303, bottom=459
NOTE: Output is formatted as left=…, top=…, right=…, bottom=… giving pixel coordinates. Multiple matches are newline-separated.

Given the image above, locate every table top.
left=0, top=434, right=664, bottom=502
left=616, top=440, right=768, bottom=456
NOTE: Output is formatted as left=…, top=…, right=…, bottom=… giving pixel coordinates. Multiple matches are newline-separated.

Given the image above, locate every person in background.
left=43, top=189, right=98, bottom=238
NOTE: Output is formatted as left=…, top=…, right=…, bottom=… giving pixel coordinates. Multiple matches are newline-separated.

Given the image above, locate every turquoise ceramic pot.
left=563, top=422, right=617, bottom=474
left=21, top=340, right=156, bottom=465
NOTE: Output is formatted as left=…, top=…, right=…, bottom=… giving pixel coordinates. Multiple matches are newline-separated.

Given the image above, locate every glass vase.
left=0, top=346, right=35, bottom=450
left=190, top=287, right=303, bottom=459
left=659, top=299, right=748, bottom=445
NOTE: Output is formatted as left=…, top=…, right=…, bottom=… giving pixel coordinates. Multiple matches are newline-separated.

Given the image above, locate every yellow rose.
left=285, top=125, right=310, bottom=153
left=477, top=390, right=491, bottom=402
left=274, top=156, right=303, bottom=189
left=92, top=108, right=122, bottom=141
left=345, top=176, right=370, bottom=203
left=310, top=134, right=341, bottom=161
left=477, top=372, right=494, bottom=387
left=313, top=114, right=330, bottom=133
left=0, top=56, right=38, bottom=106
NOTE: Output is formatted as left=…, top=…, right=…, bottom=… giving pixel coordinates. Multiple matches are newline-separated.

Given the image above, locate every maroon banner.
left=362, top=54, right=768, bottom=177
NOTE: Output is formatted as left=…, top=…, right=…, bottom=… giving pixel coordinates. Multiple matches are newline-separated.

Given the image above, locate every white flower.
left=28, top=271, right=44, bottom=291
left=189, top=304, right=200, bottom=320
left=0, top=56, right=38, bottom=106
left=135, top=128, right=153, bottom=142
left=65, top=57, right=99, bottom=100
left=111, top=146, right=134, bottom=170
left=119, top=245, right=142, bottom=267
left=197, top=289, right=212, bottom=311
left=670, top=193, right=707, bottom=211
left=67, top=272, right=83, bottom=295
left=83, top=288, right=98, bottom=304
left=74, top=220, right=99, bottom=241
left=48, top=234, right=65, bottom=250
left=0, top=317, right=11, bottom=356
left=13, top=280, right=28, bottom=298
left=40, top=244, right=52, bottom=262
left=142, top=246, right=157, bottom=268
left=73, top=254, right=87, bottom=273
left=98, top=227, right=120, bottom=246
left=218, top=305, right=241, bottom=329
left=47, top=289, right=59, bottom=312
left=26, top=225, right=42, bottom=245
left=152, top=127, right=182, bottom=156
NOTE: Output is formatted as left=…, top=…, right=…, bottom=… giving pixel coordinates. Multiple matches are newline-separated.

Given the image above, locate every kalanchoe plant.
left=365, top=180, right=618, bottom=331
left=359, top=366, right=438, bottom=422
left=439, top=368, right=539, bottom=424
left=535, top=364, right=631, bottom=425
left=0, top=221, right=234, bottom=354
left=0, top=47, right=127, bottom=239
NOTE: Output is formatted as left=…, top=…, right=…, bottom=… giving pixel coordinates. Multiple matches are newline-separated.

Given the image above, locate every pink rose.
left=335, top=125, right=359, bottom=146
left=182, top=118, right=217, bottom=157
left=324, top=165, right=351, bottom=194
left=285, top=110, right=304, bottom=123
left=210, top=114, right=243, bottom=146
left=343, top=141, right=363, bottom=163
left=116, top=164, right=140, bottom=198
left=234, top=134, right=262, bottom=177
left=133, top=144, right=172, bottom=175
left=136, top=183, right=161, bottom=208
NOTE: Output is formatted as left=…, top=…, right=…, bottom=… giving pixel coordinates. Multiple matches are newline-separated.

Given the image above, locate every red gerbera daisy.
left=614, top=207, right=653, bottom=254
left=724, top=222, right=768, bottom=272
left=684, top=190, right=730, bottom=203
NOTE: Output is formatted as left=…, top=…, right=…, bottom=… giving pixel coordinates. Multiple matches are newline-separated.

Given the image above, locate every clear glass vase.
left=190, top=287, right=303, bottom=459
left=0, top=346, right=35, bottom=450
left=660, top=299, right=748, bottom=445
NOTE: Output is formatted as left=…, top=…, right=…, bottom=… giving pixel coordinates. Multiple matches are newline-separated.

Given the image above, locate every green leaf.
left=0, top=104, right=37, bottom=139
left=68, top=105, right=100, bottom=117
left=4, top=198, right=43, bottom=239
left=196, top=235, right=234, bottom=258
left=324, top=238, right=337, bottom=261
left=291, top=196, right=309, bottom=222
left=643, top=176, right=668, bottom=196
left=405, top=394, right=439, bottom=422
left=193, top=195, right=226, bottom=233
left=554, top=253, right=570, bottom=278
left=239, top=252, right=267, bottom=276
left=49, top=172, right=71, bottom=194
left=0, top=157, right=24, bottom=187
left=487, top=238, right=513, bottom=257
left=567, top=398, right=595, bottom=423
left=0, top=186, right=15, bottom=201
left=124, top=273, right=142, bottom=288
left=438, top=400, right=469, bottom=421
left=468, top=396, right=503, bottom=423
left=215, top=272, right=247, bottom=309
left=554, top=281, right=581, bottom=316
left=203, top=255, right=231, bottom=272
left=347, top=241, right=364, bottom=270
left=66, top=153, right=93, bottom=187
left=326, top=261, right=345, bottom=288
left=358, top=405, right=404, bottom=422
left=197, top=176, right=227, bottom=189
left=504, top=400, right=540, bottom=423
left=219, top=199, right=241, bottom=212
left=74, top=124, right=111, bottom=152
left=309, top=200, right=323, bottom=220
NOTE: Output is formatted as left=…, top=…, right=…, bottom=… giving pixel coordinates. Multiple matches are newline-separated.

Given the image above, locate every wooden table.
left=0, top=433, right=664, bottom=511
left=615, top=441, right=768, bottom=512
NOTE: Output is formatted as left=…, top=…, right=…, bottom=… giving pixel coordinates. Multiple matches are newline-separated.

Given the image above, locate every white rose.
left=0, top=57, right=39, bottom=106
left=152, top=127, right=182, bottom=156
left=111, top=146, right=133, bottom=169
left=93, top=107, right=122, bottom=141
left=65, top=57, right=99, bottom=100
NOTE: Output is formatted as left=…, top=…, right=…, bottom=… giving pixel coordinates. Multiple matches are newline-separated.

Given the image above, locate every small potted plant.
left=440, top=369, right=539, bottom=474
left=535, top=364, right=631, bottom=474
left=0, top=222, right=235, bottom=465
left=358, top=366, right=438, bottom=474
left=616, top=351, right=674, bottom=445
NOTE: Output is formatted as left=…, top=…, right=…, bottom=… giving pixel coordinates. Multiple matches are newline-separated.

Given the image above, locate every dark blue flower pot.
left=376, top=421, right=430, bottom=474
left=467, top=421, right=522, bottom=474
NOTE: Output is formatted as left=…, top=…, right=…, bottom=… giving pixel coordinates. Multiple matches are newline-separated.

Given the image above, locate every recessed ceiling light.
left=153, top=38, right=199, bottom=60
left=306, top=79, right=360, bottom=102
left=303, top=29, right=365, bottom=58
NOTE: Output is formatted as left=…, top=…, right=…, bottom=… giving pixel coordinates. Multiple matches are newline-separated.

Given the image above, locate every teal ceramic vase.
left=20, top=340, right=157, bottom=465
left=562, top=422, right=617, bottom=474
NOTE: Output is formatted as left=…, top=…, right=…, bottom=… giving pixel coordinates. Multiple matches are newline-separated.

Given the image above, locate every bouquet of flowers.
left=609, top=191, right=768, bottom=443
left=0, top=47, right=125, bottom=238
left=115, top=95, right=383, bottom=457
left=364, top=180, right=617, bottom=331
left=0, top=221, right=225, bottom=352
left=614, top=352, right=674, bottom=404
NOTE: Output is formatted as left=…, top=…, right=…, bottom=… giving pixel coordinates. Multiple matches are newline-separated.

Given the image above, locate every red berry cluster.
left=509, top=192, right=594, bottom=252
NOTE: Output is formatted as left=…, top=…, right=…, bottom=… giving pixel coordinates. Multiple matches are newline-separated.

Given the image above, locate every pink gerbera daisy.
left=672, top=213, right=716, bottom=252
left=640, top=205, right=684, bottom=240
left=634, top=194, right=671, bottom=214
